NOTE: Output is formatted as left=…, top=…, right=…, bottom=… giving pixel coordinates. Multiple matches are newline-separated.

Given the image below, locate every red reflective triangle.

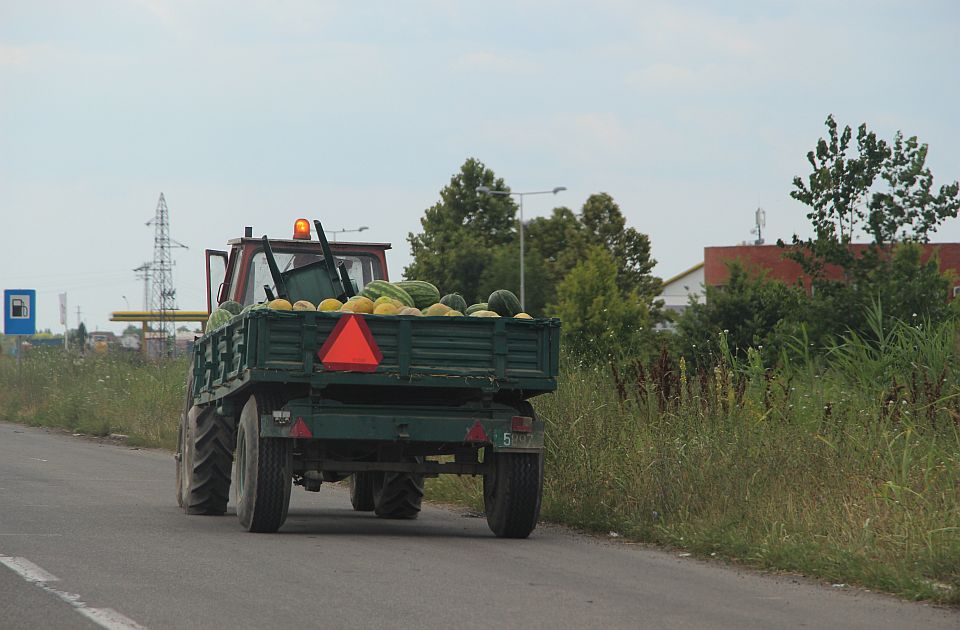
left=465, top=421, right=488, bottom=443
left=290, top=418, right=312, bottom=438
left=317, top=314, right=383, bottom=372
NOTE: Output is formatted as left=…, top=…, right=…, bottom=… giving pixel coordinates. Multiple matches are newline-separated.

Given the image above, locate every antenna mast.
left=149, top=193, right=177, bottom=358
left=751, top=207, right=766, bottom=245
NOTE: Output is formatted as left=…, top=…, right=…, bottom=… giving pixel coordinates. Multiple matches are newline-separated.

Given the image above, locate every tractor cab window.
left=240, top=250, right=382, bottom=305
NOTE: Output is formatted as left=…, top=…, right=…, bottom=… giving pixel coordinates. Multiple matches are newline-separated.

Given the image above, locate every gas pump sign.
left=4, top=289, right=37, bottom=335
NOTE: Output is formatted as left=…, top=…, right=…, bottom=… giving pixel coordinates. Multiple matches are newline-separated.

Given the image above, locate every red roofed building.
left=703, top=243, right=960, bottom=298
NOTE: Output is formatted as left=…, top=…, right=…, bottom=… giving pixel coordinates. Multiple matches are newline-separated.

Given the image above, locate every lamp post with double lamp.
left=328, top=226, right=369, bottom=242
left=476, top=185, right=566, bottom=311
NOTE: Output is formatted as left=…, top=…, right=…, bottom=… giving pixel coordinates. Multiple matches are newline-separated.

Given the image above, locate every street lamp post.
left=328, top=226, right=369, bottom=242
left=476, top=185, right=566, bottom=310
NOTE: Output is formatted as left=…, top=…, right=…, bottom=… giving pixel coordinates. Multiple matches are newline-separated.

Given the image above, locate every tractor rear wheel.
left=372, top=463, right=424, bottom=519
left=179, top=401, right=234, bottom=516
left=234, top=393, right=292, bottom=532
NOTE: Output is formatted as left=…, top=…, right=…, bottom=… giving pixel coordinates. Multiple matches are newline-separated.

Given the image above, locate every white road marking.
left=0, top=555, right=59, bottom=582
left=30, top=457, right=48, bottom=462
left=78, top=607, right=147, bottom=630
left=0, top=554, right=146, bottom=629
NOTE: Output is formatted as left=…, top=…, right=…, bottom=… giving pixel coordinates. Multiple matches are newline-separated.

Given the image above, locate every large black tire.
left=372, top=465, right=424, bottom=520
left=179, top=399, right=235, bottom=516
left=349, top=473, right=376, bottom=512
left=483, top=451, right=544, bottom=538
left=234, top=393, right=292, bottom=532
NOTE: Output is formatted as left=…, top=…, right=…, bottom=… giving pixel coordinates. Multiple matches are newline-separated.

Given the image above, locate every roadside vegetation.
left=1, top=327, right=956, bottom=603
left=431, top=314, right=960, bottom=603
left=0, top=351, right=182, bottom=449
left=2, top=114, right=958, bottom=603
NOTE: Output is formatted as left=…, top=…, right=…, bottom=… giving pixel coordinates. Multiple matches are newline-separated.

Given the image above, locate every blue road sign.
left=4, top=289, right=37, bottom=335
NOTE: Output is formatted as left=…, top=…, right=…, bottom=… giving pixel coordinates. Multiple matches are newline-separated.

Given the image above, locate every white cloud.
left=0, top=45, right=28, bottom=67
left=453, top=51, right=541, bottom=75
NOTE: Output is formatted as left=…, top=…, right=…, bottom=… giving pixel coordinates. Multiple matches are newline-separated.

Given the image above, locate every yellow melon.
left=349, top=296, right=375, bottom=314
left=318, top=298, right=343, bottom=312
left=267, top=299, right=293, bottom=311
left=373, top=303, right=399, bottom=315
left=514, top=312, right=533, bottom=319
left=423, top=303, right=452, bottom=316
left=293, top=300, right=316, bottom=311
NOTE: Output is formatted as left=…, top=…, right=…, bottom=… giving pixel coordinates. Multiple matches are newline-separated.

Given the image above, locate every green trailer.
left=176, top=219, right=560, bottom=538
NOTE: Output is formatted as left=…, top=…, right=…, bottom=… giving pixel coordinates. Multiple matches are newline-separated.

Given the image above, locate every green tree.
left=69, top=322, right=88, bottom=353
left=551, top=246, right=656, bottom=360
left=675, top=263, right=806, bottom=366
left=405, top=158, right=517, bottom=303
left=782, top=115, right=960, bottom=341
left=580, top=193, right=661, bottom=302
left=477, top=243, right=553, bottom=316
left=519, top=207, right=589, bottom=311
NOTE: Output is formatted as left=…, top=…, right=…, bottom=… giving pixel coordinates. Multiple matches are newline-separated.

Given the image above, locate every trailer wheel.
left=483, top=451, right=544, bottom=538
left=372, top=463, right=424, bottom=519
left=349, top=473, right=376, bottom=512
left=234, top=393, right=292, bottom=532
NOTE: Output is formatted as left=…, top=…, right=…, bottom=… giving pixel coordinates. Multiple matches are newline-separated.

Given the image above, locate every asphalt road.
left=0, top=421, right=955, bottom=630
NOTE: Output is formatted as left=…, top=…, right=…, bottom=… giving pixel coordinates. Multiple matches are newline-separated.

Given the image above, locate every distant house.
left=657, top=262, right=704, bottom=329
left=704, top=243, right=960, bottom=298
left=656, top=242, right=960, bottom=331
left=119, top=334, right=140, bottom=351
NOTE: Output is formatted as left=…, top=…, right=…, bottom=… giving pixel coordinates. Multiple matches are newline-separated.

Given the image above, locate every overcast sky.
left=2, top=0, right=959, bottom=334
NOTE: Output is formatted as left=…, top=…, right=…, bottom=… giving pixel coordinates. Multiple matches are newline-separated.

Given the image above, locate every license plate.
left=494, top=428, right=542, bottom=450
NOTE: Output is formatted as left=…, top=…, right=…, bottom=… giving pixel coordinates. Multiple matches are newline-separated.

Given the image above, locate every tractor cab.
left=204, top=220, right=391, bottom=313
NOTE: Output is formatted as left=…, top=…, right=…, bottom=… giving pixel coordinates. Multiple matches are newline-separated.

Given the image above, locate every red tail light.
left=511, top=416, right=533, bottom=433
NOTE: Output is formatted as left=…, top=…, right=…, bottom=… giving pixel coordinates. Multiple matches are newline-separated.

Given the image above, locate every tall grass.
left=0, top=350, right=184, bottom=448
left=431, top=316, right=960, bottom=603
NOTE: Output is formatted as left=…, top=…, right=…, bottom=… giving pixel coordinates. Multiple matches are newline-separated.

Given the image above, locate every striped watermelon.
left=393, top=281, right=440, bottom=309
left=360, top=280, right=415, bottom=308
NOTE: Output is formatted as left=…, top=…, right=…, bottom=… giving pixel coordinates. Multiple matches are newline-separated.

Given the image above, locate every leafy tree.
left=675, top=263, right=806, bottom=366
left=69, top=322, right=88, bottom=352
left=552, top=246, right=657, bottom=360
left=519, top=207, right=589, bottom=311
left=477, top=243, right=553, bottom=316
left=405, top=158, right=517, bottom=302
left=782, top=115, right=960, bottom=341
left=580, top=193, right=661, bottom=302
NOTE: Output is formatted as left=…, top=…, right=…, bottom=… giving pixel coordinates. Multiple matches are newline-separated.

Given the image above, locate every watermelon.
left=439, top=293, right=468, bottom=313
left=218, top=300, right=242, bottom=315
left=465, top=303, right=488, bottom=315
left=488, top=289, right=521, bottom=317
left=393, top=281, right=440, bottom=309
left=206, top=308, right=233, bottom=331
left=360, top=280, right=415, bottom=308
